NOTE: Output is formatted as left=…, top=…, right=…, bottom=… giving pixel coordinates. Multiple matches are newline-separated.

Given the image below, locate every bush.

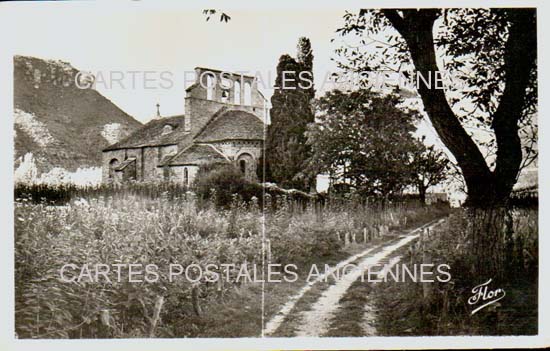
left=14, top=182, right=195, bottom=205
left=193, top=162, right=263, bottom=208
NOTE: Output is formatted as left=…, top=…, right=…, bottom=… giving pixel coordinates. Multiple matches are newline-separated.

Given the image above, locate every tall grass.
left=373, top=207, right=538, bottom=336
left=14, top=184, right=449, bottom=338
left=15, top=194, right=263, bottom=338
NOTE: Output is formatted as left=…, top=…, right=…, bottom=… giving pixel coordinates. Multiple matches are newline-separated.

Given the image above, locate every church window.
left=108, top=159, right=119, bottom=179
left=162, top=125, right=173, bottom=135
left=239, top=159, right=246, bottom=174
left=234, top=81, right=241, bottom=104
left=206, top=74, right=214, bottom=100
left=244, top=82, right=252, bottom=105
left=183, top=167, right=189, bottom=186
left=221, top=89, right=229, bottom=103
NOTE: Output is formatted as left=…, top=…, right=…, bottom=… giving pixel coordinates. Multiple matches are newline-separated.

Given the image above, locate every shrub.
left=193, top=162, right=263, bottom=208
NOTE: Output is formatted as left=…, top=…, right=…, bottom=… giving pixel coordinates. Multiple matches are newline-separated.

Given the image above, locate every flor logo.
left=468, top=278, right=506, bottom=315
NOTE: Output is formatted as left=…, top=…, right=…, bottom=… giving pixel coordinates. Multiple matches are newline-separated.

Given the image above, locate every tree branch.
left=383, top=9, right=494, bottom=204
left=381, top=9, right=407, bottom=33
left=492, top=9, right=537, bottom=199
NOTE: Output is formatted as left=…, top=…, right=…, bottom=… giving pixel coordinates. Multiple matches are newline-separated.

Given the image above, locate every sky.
left=3, top=4, right=353, bottom=123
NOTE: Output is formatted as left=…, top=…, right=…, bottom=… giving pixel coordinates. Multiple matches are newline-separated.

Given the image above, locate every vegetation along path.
left=264, top=218, right=446, bottom=337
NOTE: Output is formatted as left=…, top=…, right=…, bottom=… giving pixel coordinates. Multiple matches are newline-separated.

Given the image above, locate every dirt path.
left=264, top=218, right=445, bottom=337
left=262, top=245, right=380, bottom=336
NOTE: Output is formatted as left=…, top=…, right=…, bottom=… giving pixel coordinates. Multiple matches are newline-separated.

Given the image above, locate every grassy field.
left=14, top=185, right=448, bottom=338
left=370, top=208, right=538, bottom=336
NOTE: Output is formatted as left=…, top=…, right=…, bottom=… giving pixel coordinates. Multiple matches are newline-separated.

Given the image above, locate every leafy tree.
left=296, top=37, right=314, bottom=101
left=306, top=89, right=420, bottom=198
left=336, top=8, right=537, bottom=208
left=336, top=8, right=537, bottom=278
left=409, top=140, right=449, bottom=204
left=265, top=38, right=316, bottom=191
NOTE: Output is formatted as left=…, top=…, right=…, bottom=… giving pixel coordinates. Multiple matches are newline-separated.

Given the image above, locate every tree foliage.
left=265, top=38, right=316, bottom=191
left=335, top=8, right=537, bottom=206
left=409, top=140, right=449, bottom=204
left=307, top=89, right=424, bottom=197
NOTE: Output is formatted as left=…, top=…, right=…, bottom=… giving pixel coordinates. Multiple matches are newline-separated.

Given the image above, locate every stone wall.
left=210, top=140, right=262, bottom=182
left=210, top=140, right=262, bottom=160
left=185, top=67, right=268, bottom=134
left=102, top=145, right=177, bottom=183
left=159, top=145, right=178, bottom=160
left=142, top=146, right=161, bottom=181
left=102, top=149, right=126, bottom=182
left=102, top=149, right=142, bottom=182
left=167, top=165, right=199, bottom=186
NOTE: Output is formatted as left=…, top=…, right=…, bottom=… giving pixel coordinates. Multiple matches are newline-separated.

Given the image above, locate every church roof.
left=194, top=110, right=264, bottom=142
left=103, top=108, right=265, bottom=163
left=160, top=143, right=228, bottom=166
left=103, top=115, right=191, bottom=151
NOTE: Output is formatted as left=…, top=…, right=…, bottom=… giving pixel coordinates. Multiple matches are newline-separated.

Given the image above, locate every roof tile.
left=103, top=115, right=191, bottom=151
left=194, top=110, right=264, bottom=142
left=161, top=144, right=228, bottom=166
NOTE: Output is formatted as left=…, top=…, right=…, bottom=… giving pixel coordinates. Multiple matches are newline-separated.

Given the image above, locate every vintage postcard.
left=0, top=0, right=548, bottom=350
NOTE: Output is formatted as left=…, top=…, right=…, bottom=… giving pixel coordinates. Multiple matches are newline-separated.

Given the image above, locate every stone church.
left=102, top=67, right=268, bottom=185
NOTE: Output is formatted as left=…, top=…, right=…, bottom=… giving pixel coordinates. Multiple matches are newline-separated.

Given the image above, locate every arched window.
left=162, top=125, right=173, bottom=135
left=221, top=89, right=229, bottom=103
left=234, top=80, right=241, bottom=104
left=244, top=82, right=252, bottom=106
left=206, top=74, right=214, bottom=100
left=108, top=159, right=119, bottom=179
left=183, top=167, right=189, bottom=186
left=237, top=153, right=255, bottom=181
left=239, top=159, right=246, bottom=174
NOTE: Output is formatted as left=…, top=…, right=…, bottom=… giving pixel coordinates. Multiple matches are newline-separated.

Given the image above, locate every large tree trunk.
left=382, top=9, right=536, bottom=209
left=418, top=185, right=427, bottom=205
left=382, top=9, right=537, bottom=278
left=467, top=207, right=508, bottom=281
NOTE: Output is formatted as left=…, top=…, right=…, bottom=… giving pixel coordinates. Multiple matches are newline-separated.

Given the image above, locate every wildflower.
left=73, top=198, right=89, bottom=207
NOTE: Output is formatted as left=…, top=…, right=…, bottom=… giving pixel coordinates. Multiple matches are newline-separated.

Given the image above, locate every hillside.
left=14, top=55, right=143, bottom=174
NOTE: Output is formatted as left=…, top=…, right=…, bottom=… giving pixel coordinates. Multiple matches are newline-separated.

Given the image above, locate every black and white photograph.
left=1, top=1, right=548, bottom=350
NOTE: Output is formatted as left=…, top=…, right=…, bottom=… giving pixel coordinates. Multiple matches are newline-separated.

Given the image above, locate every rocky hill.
left=14, top=55, right=143, bottom=175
